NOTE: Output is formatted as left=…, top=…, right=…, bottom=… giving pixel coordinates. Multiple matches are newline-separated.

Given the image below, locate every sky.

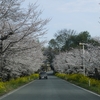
left=23, top=0, right=100, bottom=42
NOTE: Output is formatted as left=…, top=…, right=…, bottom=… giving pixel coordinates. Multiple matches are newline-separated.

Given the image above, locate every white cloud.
left=57, top=0, right=100, bottom=13
left=23, top=0, right=100, bottom=40
left=25, top=0, right=100, bottom=13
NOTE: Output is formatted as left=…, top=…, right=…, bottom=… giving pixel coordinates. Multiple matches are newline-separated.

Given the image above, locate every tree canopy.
left=48, top=29, right=99, bottom=52
left=0, top=0, right=49, bottom=81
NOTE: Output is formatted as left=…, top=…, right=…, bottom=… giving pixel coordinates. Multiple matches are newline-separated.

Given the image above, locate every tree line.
left=0, top=0, right=99, bottom=81
left=0, top=0, right=49, bottom=81
left=49, top=29, right=99, bottom=52
left=44, top=29, right=100, bottom=79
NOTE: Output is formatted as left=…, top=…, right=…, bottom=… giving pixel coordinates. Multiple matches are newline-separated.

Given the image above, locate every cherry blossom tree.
left=0, top=0, right=49, bottom=80
left=53, top=45, right=100, bottom=77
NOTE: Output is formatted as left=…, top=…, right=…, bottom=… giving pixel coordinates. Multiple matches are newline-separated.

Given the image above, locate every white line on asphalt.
left=0, top=80, right=36, bottom=100
left=56, top=77, right=100, bottom=97
left=66, top=80, right=100, bottom=97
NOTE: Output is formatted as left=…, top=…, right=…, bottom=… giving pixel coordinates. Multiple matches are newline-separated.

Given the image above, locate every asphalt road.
left=0, top=74, right=100, bottom=100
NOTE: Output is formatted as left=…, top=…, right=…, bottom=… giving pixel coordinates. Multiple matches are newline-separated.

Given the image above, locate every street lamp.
left=79, top=43, right=85, bottom=76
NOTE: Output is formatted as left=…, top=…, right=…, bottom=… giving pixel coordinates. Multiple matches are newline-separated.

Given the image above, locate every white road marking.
left=0, top=80, right=36, bottom=100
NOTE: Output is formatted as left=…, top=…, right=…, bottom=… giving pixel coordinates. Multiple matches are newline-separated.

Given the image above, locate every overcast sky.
left=23, top=0, right=100, bottom=42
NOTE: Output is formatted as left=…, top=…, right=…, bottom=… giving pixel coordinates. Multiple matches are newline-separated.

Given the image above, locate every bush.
left=55, top=73, right=100, bottom=94
left=0, top=82, right=6, bottom=93
left=0, top=74, right=39, bottom=96
left=55, top=73, right=66, bottom=79
left=90, top=78, right=100, bottom=87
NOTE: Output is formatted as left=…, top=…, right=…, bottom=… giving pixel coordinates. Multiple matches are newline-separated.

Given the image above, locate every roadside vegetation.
left=0, top=74, right=39, bottom=96
left=44, top=29, right=100, bottom=81
left=0, top=0, right=100, bottom=97
left=55, top=73, right=100, bottom=95
left=0, top=0, right=49, bottom=82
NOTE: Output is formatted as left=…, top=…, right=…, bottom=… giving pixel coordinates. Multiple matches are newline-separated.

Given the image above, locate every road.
left=0, top=74, right=100, bottom=100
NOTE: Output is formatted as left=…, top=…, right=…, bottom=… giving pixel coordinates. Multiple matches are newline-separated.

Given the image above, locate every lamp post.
left=79, top=43, right=85, bottom=76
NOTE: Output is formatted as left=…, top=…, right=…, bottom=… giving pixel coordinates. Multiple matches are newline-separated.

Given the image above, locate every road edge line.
left=66, top=80, right=100, bottom=97
left=0, top=80, right=36, bottom=100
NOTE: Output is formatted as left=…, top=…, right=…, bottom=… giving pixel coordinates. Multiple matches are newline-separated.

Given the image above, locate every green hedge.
left=0, top=74, right=39, bottom=96
left=55, top=73, right=100, bottom=94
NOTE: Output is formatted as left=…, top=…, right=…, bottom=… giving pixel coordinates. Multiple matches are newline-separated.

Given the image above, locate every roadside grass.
left=0, top=74, right=39, bottom=96
left=55, top=73, right=100, bottom=95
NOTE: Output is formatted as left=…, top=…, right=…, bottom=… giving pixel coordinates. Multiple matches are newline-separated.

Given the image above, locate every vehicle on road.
left=39, top=71, right=48, bottom=79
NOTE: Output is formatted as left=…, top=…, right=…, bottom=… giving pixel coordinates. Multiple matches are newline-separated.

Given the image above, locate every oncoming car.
left=39, top=71, right=48, bottom=79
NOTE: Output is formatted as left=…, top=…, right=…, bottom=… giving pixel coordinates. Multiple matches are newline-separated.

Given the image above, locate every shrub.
left=55, top=73, right=100, bottom=94
left=0, top=74, right=39, bottom=96
left=90, top=78, right=100, bottom=87
left=0, top=82, right=6, bottom=94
